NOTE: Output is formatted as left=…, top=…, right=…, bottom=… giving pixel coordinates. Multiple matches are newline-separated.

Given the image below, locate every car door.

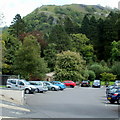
left=45, top=82, right=51, bottom=90
left=9, top=79, right=18, bottom=89
left=17, top=81, right=25, bottom=90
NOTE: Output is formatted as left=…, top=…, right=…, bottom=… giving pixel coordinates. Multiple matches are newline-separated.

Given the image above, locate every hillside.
left=23, top=4, right=113, bottom=33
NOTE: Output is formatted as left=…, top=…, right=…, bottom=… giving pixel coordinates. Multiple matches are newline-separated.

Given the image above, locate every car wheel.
left=109, top=100, right=115, bottom=104
left=25, top=89, right=30, bottom=94
left=36, top=88, right=39, bottom=93
left=51, top=87, right=56, bottom=91
left=70, top=85, right=74, bottom=88
left=117, top=98, right=120, bottom=104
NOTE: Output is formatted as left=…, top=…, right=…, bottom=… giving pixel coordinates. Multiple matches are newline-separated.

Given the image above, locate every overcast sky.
left=0, top=0, right=120, bottom=27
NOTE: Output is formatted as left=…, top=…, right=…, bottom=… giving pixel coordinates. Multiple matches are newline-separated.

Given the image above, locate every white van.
left=6, top=79, right=37, bottom=94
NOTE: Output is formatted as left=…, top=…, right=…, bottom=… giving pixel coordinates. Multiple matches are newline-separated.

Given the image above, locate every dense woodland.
left=1, top=4, right=120, bottom=82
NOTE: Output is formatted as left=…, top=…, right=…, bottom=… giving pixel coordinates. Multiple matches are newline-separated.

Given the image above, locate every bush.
left=112, top=62, right=120, bottom=79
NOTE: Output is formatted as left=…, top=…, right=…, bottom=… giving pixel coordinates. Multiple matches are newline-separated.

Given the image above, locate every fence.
left=0, top=74, right=19, bottom=85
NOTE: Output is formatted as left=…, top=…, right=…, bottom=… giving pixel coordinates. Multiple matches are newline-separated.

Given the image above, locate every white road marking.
left=0, top=103, right=30, bottom=112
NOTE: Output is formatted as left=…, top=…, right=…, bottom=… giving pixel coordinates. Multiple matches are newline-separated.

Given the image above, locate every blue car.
left=50, top=81, right=66, bottom=90
left=107, top=87, right=120, bottom=104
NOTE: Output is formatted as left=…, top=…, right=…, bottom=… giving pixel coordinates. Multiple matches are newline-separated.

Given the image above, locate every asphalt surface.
left=1, top=86, right=120, bottom=119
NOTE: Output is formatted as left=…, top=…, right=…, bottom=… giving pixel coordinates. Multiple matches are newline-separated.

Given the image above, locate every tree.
left=100, top=72, right=116, bottom=85
left=9, top=14, right=26, bottom=38
left=2, top=30, right=21, bottom=74
left=102, top=12, right=118, bottom=60
left=54, top=51, right=86, bottom=81
left=14, top=35, right=48, bottom=80
left=89, top=63, right=103, bottom=79
left=48, top=24, right=72, bottom=52
left=89, top=63, right=110, bottom=79
left=81, top=15, right=90, bottom=37
left=112, top=62, right=120, bottom=79
left=19, top=31, right=47, bottom=56
left=111, top=41, right=120, bottom=61
left=87, top=70, right=96, bottom=81
left=44, top=43, right=58, bottom=71
left=70, top=33, right=94, bottom=63
left=63, top=16, right=79, bottom=34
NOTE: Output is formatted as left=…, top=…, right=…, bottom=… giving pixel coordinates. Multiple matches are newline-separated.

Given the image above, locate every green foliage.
left=112, top=62, right=120, bottom=79
left=100, top=72, right=117, bottom=83
left=48, top=25, right=72, bottom=52
left=54, top=51, right=86, bottom=81
left=44, top=43, right=58, bottom=71
left=89, top=62, right=110, bottom=79
left=2, top=30, right=21, bottom=74
left=9, top=14, right=26, bottom=38
left=111, top=41, right=120, bottom=61
left=14, top=35, right=49, bottom=79
left=23, top=4, right=111, bottom=33
left=87, top=70, right=96, bottom=81
left=70, top=33, right=94, bottom=62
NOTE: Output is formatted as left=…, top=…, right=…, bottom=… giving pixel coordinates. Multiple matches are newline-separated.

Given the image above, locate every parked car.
left=107, top=87, right=120, bottom=104
left=50, top=81, right=66, bottom=90
left=42, top=81, right=60, bottom=91
left=6, top=79, right=37, bottom=94
left=106, top=85, right=116, bottom=95
left=114, top=80, right=120, bottom=86
left=63, top=80, right=76, bottom=88
left=92, top=80, right=101, bottom=88
left=81, top=80, right=90, bottom=87
left=29, top=81, right=48, bottom=93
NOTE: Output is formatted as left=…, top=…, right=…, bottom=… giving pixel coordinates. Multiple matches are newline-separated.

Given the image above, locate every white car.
left=6, top=79, right=37, bottom=94
left=29, top=81, right=48, bottom=93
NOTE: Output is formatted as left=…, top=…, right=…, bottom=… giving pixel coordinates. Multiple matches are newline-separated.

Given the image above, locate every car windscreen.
left=24, top=81, right=31, bottom=85
left=94, top=82, right=99, bottom=84
left=82, top=81, right=88, bottom=83
left=110, top=88, right=118, bottom=93
left=30, top=82, right=39, bottom=85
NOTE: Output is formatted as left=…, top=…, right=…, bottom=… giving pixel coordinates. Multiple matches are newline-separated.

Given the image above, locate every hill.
left=23, top=4, right=113, bottom=33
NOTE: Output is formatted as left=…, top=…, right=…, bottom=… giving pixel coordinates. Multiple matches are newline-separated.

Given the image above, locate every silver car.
left=29, top=81, right=48, bottom=93
left=42, top=81, right=60, bottom=91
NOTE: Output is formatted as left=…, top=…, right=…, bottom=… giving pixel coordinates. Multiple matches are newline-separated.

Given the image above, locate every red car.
left=63, top=80, right=76, bottom=88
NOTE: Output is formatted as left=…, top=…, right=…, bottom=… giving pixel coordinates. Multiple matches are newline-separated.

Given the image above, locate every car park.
left=63, top=80, right=76, bottom=88
left=29, top=81, right=48, bottom=93
left=50, top=81, right=66, bottom=90
left=92, top=80, right=101, bottom=88
left=81, top=80, right=90, bottom=87
left=42, top=81, right=60, bottom=91
left=107, top=87, right=120, bottom=104
left=6, top=79, right=37, bottom=94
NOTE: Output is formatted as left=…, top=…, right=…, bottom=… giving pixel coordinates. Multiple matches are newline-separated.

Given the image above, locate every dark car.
left=107, top=87, right=120, bottom=104
left=81, top=80, right=90, bottom=87
left=106, top=85, right=116, bottom=95
left=92, top=80, right=101, bottom=88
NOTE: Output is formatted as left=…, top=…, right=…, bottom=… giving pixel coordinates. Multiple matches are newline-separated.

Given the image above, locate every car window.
left=18, top=81, right=24, bottom=85
left=46, top=83, right=50, bottom=85
left=110, top=89, right=118, bottom=93
left=11, top=80, right=16, bottom=84
left=30, top=83, right=38, bottom=85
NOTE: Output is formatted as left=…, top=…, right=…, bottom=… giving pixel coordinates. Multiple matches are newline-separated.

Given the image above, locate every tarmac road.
left=24, top=86, right=119, bottom=118
left=1, top=86, right=120, bottom=119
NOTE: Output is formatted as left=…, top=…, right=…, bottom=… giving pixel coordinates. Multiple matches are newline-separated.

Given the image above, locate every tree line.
left=2, top=10, right=120, bottom=82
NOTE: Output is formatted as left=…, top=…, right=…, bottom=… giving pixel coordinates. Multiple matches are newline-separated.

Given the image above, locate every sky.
left=0, top=0, right=120, bottom=27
